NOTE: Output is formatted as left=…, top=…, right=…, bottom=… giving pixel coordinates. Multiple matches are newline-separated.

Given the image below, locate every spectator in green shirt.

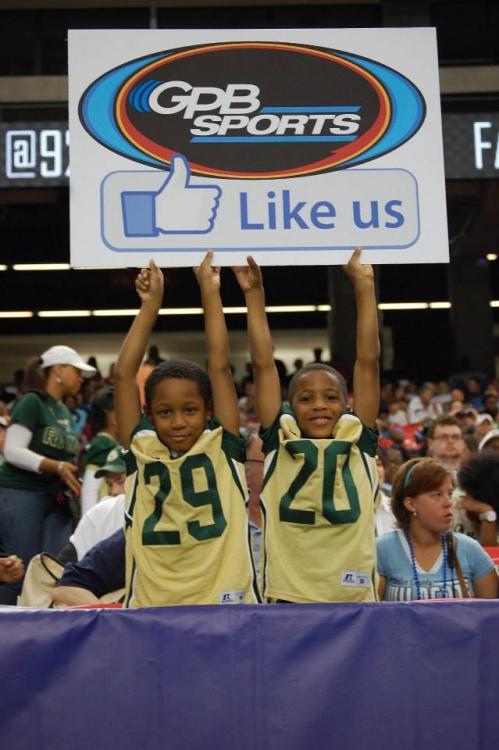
left=0, top=346, right=96, bottom=604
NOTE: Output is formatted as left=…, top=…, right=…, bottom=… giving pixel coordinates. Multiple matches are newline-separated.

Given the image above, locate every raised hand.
left=232, top=256, right=263, bottom=294
left=194, top=250, right=221, bottom=293
left=135, top=259, right=164, bottom=307
left=343, top=246, right=374, bottom=284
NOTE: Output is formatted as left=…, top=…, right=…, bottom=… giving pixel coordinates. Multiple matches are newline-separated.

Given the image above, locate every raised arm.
left=194, top=252, right=239, bottom=435
left=233, top=258, right=281, bottom=429
left=114, top=260, right=164, bottom=448
left=343, top=247, right=380, bottom=428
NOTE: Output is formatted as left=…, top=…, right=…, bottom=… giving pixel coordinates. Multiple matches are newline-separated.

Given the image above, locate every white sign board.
left=68, top=28, right=448, bottom=267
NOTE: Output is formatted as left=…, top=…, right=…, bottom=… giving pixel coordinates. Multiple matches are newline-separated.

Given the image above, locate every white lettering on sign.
left=5, top=128, right=69, bottom=180
left=473, top=121, right=499, bottom=170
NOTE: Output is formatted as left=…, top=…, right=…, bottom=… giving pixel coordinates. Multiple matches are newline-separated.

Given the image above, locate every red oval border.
left=116, top=42, right=391, bottom=178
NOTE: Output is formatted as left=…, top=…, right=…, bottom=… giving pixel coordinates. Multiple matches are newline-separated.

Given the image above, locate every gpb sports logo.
left=79, top=42, right=426, bottom=179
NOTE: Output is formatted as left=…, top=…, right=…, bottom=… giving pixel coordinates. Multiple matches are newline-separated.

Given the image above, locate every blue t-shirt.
left=376, top=529, right=494, bottom=600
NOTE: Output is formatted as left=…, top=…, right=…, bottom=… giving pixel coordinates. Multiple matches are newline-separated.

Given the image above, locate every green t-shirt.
left=0, top=392, right=80, bottom=492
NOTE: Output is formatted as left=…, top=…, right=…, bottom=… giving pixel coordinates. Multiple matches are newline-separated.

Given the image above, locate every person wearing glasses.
left=426, top=415, right=467, bottom=474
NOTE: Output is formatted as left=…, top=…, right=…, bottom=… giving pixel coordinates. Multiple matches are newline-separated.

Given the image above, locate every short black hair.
left=288, top=363, right=348, bottom=404
left=458, top=452, right=499, bottom=512
left=144, top=359, right=212, bottom=410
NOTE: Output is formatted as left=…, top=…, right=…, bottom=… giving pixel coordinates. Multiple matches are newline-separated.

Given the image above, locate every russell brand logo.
left=79, top=42, right=426, bottom=179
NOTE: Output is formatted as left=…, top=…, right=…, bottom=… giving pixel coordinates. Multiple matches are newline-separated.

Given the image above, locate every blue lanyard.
left=405, top=531, right=449, bottom=600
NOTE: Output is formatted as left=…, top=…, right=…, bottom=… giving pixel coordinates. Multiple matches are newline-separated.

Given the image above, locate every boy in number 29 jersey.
left=125, top=415, right=258, bottom=606
left=116, top=254, right=259, bottom=608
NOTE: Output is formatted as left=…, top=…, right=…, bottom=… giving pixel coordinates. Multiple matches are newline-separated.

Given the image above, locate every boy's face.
left=104, top=472, right=126, bottom=497
left=291, top=370, right=345, bottom=438
left=148, top=378, right=210, bottom=453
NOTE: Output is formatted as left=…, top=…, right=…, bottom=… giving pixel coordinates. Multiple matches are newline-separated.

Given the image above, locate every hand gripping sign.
left=121, top=155, right=221, bottom=236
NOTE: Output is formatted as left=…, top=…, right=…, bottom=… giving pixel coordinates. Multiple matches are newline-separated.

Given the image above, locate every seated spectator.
left=377, top=458, right=497, bottom=600
left=374, top=452, right=397, bottom=536
left=449, top=387, right=466, bottom=405
left=80, top=386, right=120, bottom=515
left=95, top=447, right=126, bottom=497
left=456, top=452, right=499, bottom=546
left=426, top=415, right=466, bottom=473
left=58, top=447, right=126, bottom=563
left=451, top=406, right=479, bottom=436
left=376, top=409, right=405, bottom=447
left=483, top=389, right=498, bottom=420
left=407, top=383, right=443, bottom=424
left=466, top=376, right=484, bottom=411
left=405, top=380, right=418, bottom=400
left=386, top=399, right=408, bottom=426
left=448, top=399, right=465, bottom=416
left=479, top=429, right=499, bottom=453
left=393, top=383, right=408, bottom=403
left=434, top=381, right=452, bottom=411
left=63, top=494, right=124, bottom=564
left=384, top=445, right=404, bottom=488
left=474, top=413, right=495, bottom=443
left=52, top=529, right=125, bottom=608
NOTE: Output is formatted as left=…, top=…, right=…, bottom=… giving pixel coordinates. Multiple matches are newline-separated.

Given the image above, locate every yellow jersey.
left=124, top=416, right=260, bottom=607
left=260, top=408, right=378, bottom=603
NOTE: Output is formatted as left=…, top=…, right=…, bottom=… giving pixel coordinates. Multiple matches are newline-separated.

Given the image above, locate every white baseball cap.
left=479, top=428, right=499, bottom=452
left=476, top=413, right=494, bottom=427
left=40, top=346, right=97, bottom=377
